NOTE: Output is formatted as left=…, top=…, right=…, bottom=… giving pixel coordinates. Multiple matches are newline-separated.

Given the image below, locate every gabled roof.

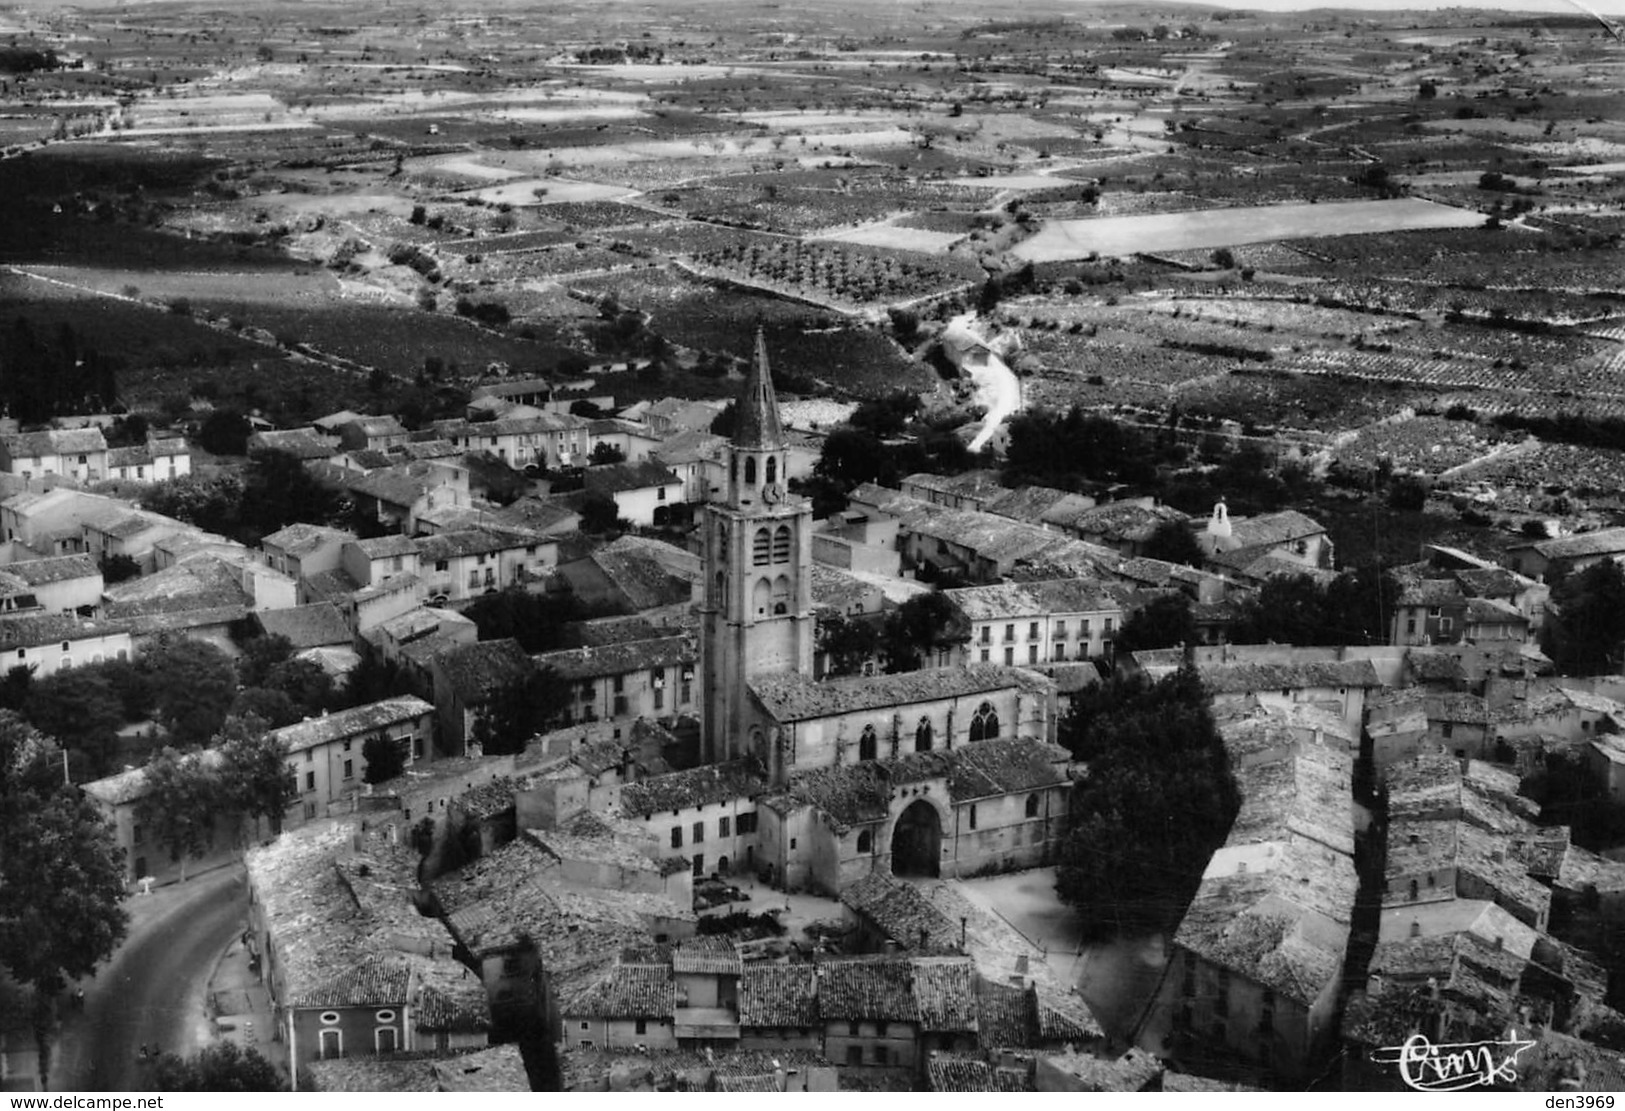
left=255, top=602, right=352, bottom=649
left=268, top=697, right=435, bottom=757
left=559, top=962, right=675, bottom=1021
left=738, top=964, right=818, bottom=1027
left=817, top=958, right=918, bottom=1023
left=1226, top=509, right=1328, bottom=549
left=6, top=553, right=98, bottom=585
left=750, top=664, right=1050, bottom=723
left=617, top=760, right=767, bottom=819
left=533, top=634, right=695, bottom=682
left=262, top=522, right=354, bottom=558
left=583, top=459, right=681, bottom=497
left=433, top=638, right=533, bottom=704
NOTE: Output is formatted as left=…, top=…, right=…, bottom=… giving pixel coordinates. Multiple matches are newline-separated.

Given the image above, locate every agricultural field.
left=0, top=0, right=1618, bottom=503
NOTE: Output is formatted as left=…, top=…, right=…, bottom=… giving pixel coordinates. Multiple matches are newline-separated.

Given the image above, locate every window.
left=772, top=526, right=791, bottom=564
left=305, top=771, right=315, bottom=791
left=969, top=701, right=999, bottom=742
left=1104, top=618, right=1114, bottom=636
left=613, top=675, right=624, bottom=693
left=1440, top=618, right=1453, bottom=634
left=737, top=811, right=757, bottom=835
left=581, top=1022, right=591, bottom=1031
left=435, top=559, right=449, bottom=572
left=580, top=683, right=593, bottom=702
left=846, top=1046, right=862, bottom=1067
left=980, top=626, right=990, bottom=645
left=133, top=823, right=144, bottom=845
left=635, top=1019, right=647, bottom=1035
left=766, top=455, right=777, bottom=485
left=968, top=804, right=977, bottom=830
left=1003, top=623, right=1015, bottom=642
left=654, top=687, right=664, bottom=710
left=719, top=816, right=731, bottom=839
left=916, top=717, right=934, bottom=752
left=1055, top=620, right=1067, bottom=640
left=1429, top=606, right=1441, bottom=618
left=771, top=575, right=790, bottom=615
left=693, top=821, right=705, bottom=843
left=1053, top=644, right=1066, bottom=662
left=1081, top=619, right=1091, bottom=638
left=873, top=1045, right=888, bottom=1064
left=342, top=740, right=351, bottom=752
left=1025, top=795, right=1040, bottom=819
left=1406, top=617, right=1416, bottom=635
left=318, top=1029, right=341, bottom=1060
left=692, top=854, right=704, bottom=876
left=671, top=827, right=683, bottom=849
left=859, top=725, right=877, bottom=761
left=1028, top=621, right=1039, bottom=639
left=1442, top=722, right=1454, bottom=739
left=657, top=487, right=666, bottom=501
left=376, top=1027, right=399, bottom=1054
left=342, top=760, right=353, bottom=780
left=980, top=649, right=990, bottom=663
left=1003, top=647, right=1014, bottom=666
left=744, top=457, right=757, bottom=484
left=753, top=528, right=771, bottom=566
left=391, top=555, right=403, bottom=572
left=1028, top=645, right=1038, bottom=664
left=857, top=830, right=872, bottom=853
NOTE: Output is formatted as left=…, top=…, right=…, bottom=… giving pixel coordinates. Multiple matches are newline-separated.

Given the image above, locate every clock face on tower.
left=763, top=484, right=781, bottom=504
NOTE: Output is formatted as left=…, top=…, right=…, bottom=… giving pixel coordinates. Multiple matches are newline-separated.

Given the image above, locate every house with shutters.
left=0, top=427, right=108, bottom=482
left=535, top=634, right=698, bottom=732
left=274, top=697, right=438, bottom=828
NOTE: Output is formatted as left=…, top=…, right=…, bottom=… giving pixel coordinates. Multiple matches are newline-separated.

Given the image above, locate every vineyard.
left=1331, top=415, right=1524, bottom=476
left=688, top=238, right=981, bottom=307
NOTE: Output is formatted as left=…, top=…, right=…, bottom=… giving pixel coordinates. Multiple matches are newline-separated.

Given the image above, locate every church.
left=665, top=331, right=1075, bottom=895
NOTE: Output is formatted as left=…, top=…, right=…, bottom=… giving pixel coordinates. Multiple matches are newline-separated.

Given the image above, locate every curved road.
left=52, top=866, right=247, bottom=1092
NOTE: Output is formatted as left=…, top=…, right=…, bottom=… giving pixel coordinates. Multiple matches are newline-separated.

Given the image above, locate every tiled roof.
left=430, top=1045, right=531, bottom=1093
left=433, top=638, right=533, bottom=703
left=304, top=1055, right=439, bottom=1092
left=1043, top=1048, right=1162, bottom=1093
left=2, top=427, right=106, bottom=457
left=670, top=936, right=743, bottom=977
left=533, top=634, right=695, bottom=682
left=83, top=746, right=225, bottom=807
left=976, top=978, right=1033, bottom=1049
left=1521, top=526, right=1625, bottom=561
left=6, top=553, right=98, bottom=585
left=737, top=963, right=818, bottom=1027
left=255, top=602, right=352, bottom=649
left=559, top=962, right=676, bottom=1020
left=412, top=953, right=494, bottom=1033
left=0, top=613, right=127, bottom=650
left=927, top=1055, right=999, bottom=1092
left=1197, top=658, right=1382, bottom=695
left=840, top=871, right=961, bottom=951
left=1049, top=501, right=1188, bottom=543
left=416, top=527, right=539, bottom=561
left=944, top=578, right=1128, bottom=623
left=583, top=459, right=680, bottom=497
left=988, top=485, right=1093, bottom=525
left=286, top=952, right=411, bottom=1009
left=1226, top=509, right=1327, bottom=549
left=816, top=957, right=918, bottom=1023
left=267, top=697, right=434, bottom=757
left=582, top=535, right=700, bottom=611
left=911, top=956, right=978, bottom=1033
left=1466, top=596, right=1527, bottom=625
left=249, top=429, right=340, bottom=460
left=262, top=522, right=354, bottom=558
left=355, top=534, right=420, bottom=559
left=750, top=664, right=1051, bottom=723
left=617, top=760, right=767, bottom=819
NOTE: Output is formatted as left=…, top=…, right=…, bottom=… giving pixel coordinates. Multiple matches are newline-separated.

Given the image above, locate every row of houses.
left=0, top=428, right=190, bottom=485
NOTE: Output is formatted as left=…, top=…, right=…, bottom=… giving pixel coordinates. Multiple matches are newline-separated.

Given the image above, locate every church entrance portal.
left=891, top=800, right=942, bottom=878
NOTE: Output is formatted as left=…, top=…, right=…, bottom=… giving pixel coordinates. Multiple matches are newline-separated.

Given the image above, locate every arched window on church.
left=766, top=455, right=777, bottom=485
left=856, top=830, right=872, bottom=854
left=772, top=525, right=791, bottom=564
left=714, top=570, right=726, bottom=602
left=858, top=725, right=877, bottom=761
left=969, top=701, right=999, bottom=742
left=771, top=575, right=790, bottom=615
left=753, top=578, right=771, bottom=617
left=744, top=457, right=757, bottom=485
left=753, top=528, right=771, bottom=566
left=916, top=717, right=934, bottom=752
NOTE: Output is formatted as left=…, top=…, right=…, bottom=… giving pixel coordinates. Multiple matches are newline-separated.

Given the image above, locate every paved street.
left=51, top=865, right=246, bottom=1092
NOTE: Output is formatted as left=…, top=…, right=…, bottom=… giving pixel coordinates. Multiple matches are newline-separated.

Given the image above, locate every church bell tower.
left=699, top=329, right=814, bottom=765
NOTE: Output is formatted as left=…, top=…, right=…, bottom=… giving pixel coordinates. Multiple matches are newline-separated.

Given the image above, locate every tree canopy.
left=0, top=713, right=128, bottom=1001
left=363, top=734, right=409, bottom=785
left=143, top=636, right=238, bottom=748
left=472, top=666, right=570, bottom=755
left=1112, top=593, right=1197, bottom=657
left=879, top=590, right=970, bottom=673
left=151, top=1042, right=282, bottom=1092
left=815, top=612, right=881, bottom=678
left=1056, top=667, right=1238, bottom=938
left=23, top=668, right=125, bottom=780
left=1542, top=560, right=1625, bottom=676
left=1229, top=564, right=1397, bottom=647
left=217, top=716, right=297, bottom=837
left=135, top=746, right=226, bottom=882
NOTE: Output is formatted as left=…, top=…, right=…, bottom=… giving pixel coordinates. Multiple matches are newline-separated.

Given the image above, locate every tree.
left=262, top=657, right=335, bottom=716
left=237, top=634, right=294, bottom=690
left=143, top=637, right=237, bottom=748
left=1388, top=473, right=1428, bottom=511
left=23, top=669, right=124, bottom=779
left=1543, top=560, right=1625, bottom=676
left=579, top=492, right=621, bottom=534
left=197, top=409, right=252, bottom=456
left=1142, top=519, right=1204, bottom=567
left=0, top=664, right=32, bottom=712
left=816, top=612, right=881, bottom=677
left=1113, top=593, right=1197, bottom=657
left=363, top=734, right=408, bottom=785
left=239, top=450, right=343, bottom=543
left=879, top=591, right=971, bottom=673
left=0, top=713, right=129, bottom=1001
left=218, top=716, right=296, bottom=837
left=1055, top=668, right=1237, bottom=937
left=151, top=1042, right=282, bottom=1092
left=138, top=472, right=244, bottom=537
left=98, top=553, right=141, bottom=585
left=229, top=687, right=302, bottom=729
left=588, top=442, right=626, bottom=466
left=815, top=428, right=893, bottom=491
left=342, top=652, right=416, bottom=708
left=136, top=747, right=227, bottom=883
left=472, top=666, right=569, bottom=755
